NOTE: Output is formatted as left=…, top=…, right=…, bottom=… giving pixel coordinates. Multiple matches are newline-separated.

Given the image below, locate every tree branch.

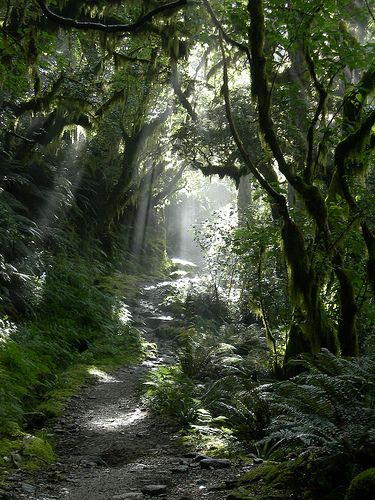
left=5, top=130, right=35, bottom=144
left=219, top=32, right=286, bottom=209
left=335, top=108, right=375, bottom=175
left=364, top=0, right=375, bottom=23
left=141, top=106, right=174, bottom=138
left=248, top=0, right=332, bottom=237
left=35, top=0, right=187, bottom=33
left=303, top=42, right=336, bottom=183
left=202, top=0, right=251, bottom=63
left=248, top=0, right=295, bottom=186
left=153, top=163, right=187, bottom=204
left=170, top=59, right=198, bottom=121
left=2, top=74, right=64, bottom=117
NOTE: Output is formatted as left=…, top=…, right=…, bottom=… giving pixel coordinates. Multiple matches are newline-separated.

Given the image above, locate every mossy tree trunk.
left=244, top=0, right=374, bottom=361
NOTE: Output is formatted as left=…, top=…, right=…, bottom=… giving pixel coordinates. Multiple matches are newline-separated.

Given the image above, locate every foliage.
left=0, top=230, right=146, bottom=480
left=228, top=459, right=304, bottom=500
left=145, top=321, right=270, bottom=444
left=144, top=365, right=199, bottom=426
left=256, top=350, right=375, bottom=496
left=0, top=2, right=374, bottom=499
left=146, top=296, right=375, bottom=497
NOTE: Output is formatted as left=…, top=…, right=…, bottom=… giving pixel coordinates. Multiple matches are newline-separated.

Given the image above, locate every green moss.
left=227, top=488, right=254, bottom=499
left=239, top=460, right=296, bottom=485
left=0, top=322, right=146, bottom=482
left=180, top=425, right=238, bottom=458
left=22, top=435, right=55, bottom=470
left=345, top=468, right=375, bottom=500
left=0, top=432, right=55, bottom=473
left=0, top=438, right=22, bottom=468
left=0, top=421, right=22, bottom=437
left=232, top=460, right=303, bottom=499
left=37, top=336, right=148, bottom=418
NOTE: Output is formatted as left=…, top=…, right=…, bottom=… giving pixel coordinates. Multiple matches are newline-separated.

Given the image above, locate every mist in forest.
left=165, top=173, right=236, bottom=264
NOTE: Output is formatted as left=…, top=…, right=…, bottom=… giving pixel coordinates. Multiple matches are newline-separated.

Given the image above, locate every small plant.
left=144, top=366, right=201, bottom=426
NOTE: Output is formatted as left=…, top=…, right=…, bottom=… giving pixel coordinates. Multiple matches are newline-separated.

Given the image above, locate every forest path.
left=4, top=267, right=247, bottom=500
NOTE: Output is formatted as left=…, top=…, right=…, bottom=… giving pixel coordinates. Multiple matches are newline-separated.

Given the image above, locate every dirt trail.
left=2, top=272, right=249, bottom=499
left=4, top=350, right=244, bottom=500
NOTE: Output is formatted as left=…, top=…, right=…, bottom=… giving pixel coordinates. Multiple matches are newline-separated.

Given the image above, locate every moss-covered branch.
left=303, top=43, right=329, bottom=183
left=35, top=0, right=187, bottom=33
left=202, top=0, right=251, bottom=62
left=2, top=74, right=64, bottom=117
left=219, top=33, right=286, bottom=209
left=170, top=59, right=198, bottom=122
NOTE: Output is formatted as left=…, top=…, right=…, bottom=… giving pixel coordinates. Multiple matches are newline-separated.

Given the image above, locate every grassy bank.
left=0, top=243, right=148, bottom=484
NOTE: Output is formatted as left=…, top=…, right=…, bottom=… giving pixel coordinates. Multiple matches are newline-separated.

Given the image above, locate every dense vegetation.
left=0, top=0, right=374, bottom=497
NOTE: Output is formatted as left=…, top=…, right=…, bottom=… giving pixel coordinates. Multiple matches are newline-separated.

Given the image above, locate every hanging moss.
left=335, top=110, right=375, bottom=177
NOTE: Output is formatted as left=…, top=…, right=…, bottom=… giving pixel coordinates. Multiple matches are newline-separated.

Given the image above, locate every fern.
left=257, top=350, right=375, bottom=490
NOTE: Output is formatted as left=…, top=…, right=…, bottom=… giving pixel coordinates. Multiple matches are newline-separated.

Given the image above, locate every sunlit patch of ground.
left=87, top=368, right=121, bottom=383
left=86, top=407, right=146, bottom=430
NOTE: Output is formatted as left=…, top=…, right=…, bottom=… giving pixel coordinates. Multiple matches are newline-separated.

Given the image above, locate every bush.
left=145, top=366, right=199, bottom=426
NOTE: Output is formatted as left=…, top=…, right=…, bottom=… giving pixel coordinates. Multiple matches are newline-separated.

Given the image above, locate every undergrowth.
left=145, top=304, right=375, bottom=499
left=0, top=239, right=147, bottom=484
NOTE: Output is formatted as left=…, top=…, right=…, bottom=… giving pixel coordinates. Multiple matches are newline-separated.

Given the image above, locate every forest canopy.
left=1, top=0, right=374, bottom=359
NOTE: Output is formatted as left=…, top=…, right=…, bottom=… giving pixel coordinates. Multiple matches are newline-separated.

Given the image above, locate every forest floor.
left=1, top=269, right=250, bottom=500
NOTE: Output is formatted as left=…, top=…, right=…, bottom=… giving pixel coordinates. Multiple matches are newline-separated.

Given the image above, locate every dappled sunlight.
left=144, top=275, right=205, bottom=292
left=171, top=257, right=197, bottom=267
left=85, top=407, right=146, bottom=430
left=87, top=368, right=121, bottom=383
left=153, top=315, right=173, bottom=321
left=0, top=318, right=17, bottom=344
left=112, top=303, right=133, bottom=326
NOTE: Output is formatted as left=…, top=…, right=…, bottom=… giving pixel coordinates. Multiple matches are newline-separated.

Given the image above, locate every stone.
left=191, top=454, right=210, bottom=462
left=196, top=479, right=207, bottom=485
left=111, top=494, right=144, bottom=499
left=171, top=465, right=189, bottom=473
left=141, top=484, right=167, bottom=496
left=21, top=482, right=36, bottom=494
left=199, top=458, right=232, bottom=469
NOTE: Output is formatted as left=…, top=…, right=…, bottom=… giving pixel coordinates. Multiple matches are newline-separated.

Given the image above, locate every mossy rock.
left=0, top=438, right=22, bottom=467
left=227, top=485, right=290, bottom=499
left=345, top=468, right=375, bottom=500
left=233, top=460, right=303, bottom=499
left=239, top=460, right=299, bottom=487
left=227, top=487, right=254, bottom=499
left=22, top=435, right=55, bottom=470
left=0, top=421, right=22, bottom=437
